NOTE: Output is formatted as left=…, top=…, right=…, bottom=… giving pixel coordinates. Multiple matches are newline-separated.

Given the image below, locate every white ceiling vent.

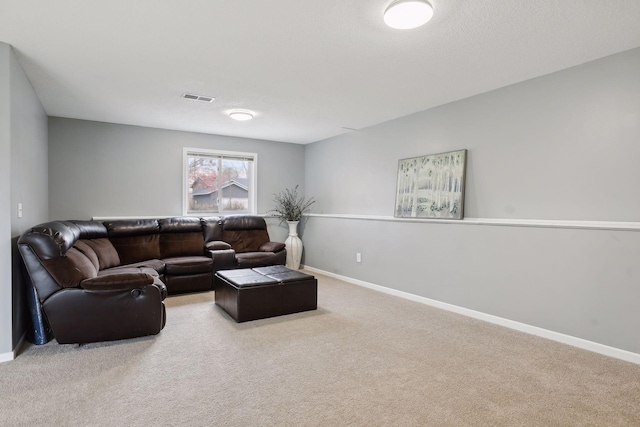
left=182, top=93, right=215, bottom=102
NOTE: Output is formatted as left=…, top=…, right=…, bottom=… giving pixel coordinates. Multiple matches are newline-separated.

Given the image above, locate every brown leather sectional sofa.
left=17, top=215, right=286, bottom=345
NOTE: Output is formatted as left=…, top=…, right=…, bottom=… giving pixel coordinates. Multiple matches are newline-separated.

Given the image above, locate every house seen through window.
left=184, top=148, right=257, bottom=215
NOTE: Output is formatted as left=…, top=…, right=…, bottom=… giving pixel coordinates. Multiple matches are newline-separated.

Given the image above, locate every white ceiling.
left=1, top=1, right=640, bottom=144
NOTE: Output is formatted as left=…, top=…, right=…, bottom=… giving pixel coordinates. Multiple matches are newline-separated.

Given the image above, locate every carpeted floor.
left=1, top=271, right=639, bottom=426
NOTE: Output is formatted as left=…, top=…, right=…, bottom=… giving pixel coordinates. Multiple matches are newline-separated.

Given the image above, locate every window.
left=183, top=148, right=257, bottom=215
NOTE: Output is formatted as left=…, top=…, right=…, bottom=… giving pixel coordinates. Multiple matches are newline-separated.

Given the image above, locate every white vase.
left=284, top=220, right=303, bottom=270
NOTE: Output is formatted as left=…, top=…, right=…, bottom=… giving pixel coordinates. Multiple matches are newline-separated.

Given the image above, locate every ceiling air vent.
left=182, top=93, right=215, bottom=103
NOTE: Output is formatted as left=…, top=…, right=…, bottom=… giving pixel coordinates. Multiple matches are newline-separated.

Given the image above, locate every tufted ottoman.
left=214, top=265, right=317, bottom=322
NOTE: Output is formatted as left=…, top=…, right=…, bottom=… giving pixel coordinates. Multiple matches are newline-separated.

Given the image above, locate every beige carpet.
left=1, top=271, right=639, bottom=426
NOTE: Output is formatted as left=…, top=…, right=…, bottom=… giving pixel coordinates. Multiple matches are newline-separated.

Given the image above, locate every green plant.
left=271, top=185, right=315, bottom=222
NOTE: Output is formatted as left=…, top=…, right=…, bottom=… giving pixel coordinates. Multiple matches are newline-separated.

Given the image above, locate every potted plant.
left=271, top=185, right=315, bottom=269
left=271, top=185, right=315, bottom=222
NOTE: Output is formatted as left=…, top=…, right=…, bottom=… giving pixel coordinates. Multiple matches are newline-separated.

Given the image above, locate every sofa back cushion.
left=73, top=240, right=100, bottom=270
left=221, top=215, right=270, bottom=253
left=74, top=239, right=120, bottom=270
left=104, top=219, right=161, bottom=264
left=159, top=233, right=204, bottom=258
left=222, top=229, right=270, bottom=253
left=41, top=247, right=98, bottom=288
left=157, top=217, right=205, bottom=258
left=109, top=235, right=161, bottom=265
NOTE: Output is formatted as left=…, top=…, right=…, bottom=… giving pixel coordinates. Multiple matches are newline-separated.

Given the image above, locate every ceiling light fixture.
left=384, top=0, right=433, bottom=30
left=229, top=110, right=254, bottom=121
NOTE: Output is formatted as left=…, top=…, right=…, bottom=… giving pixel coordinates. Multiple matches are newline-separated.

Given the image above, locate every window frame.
left=182, top=147, right=258, bottom=216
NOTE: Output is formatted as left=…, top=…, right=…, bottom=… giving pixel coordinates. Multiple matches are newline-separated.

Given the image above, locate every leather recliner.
left=18, top=221, right=167, bottom=345
left=17, top=215, right=287, bottom=345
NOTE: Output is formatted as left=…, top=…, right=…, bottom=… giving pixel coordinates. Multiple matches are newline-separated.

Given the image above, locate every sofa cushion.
left=159, top=232, right=204, bottom=258
left=222, top=229, right=270, bottom=253
left=102, top=259, right=165, bottom=275
left=163, top=256, right=213, bottom=275
left=75, top=238, right=120, bottom=270
left=73, top=240, right=100, bottom=270
left=99, top=266, right=159, bottom=278
left=41, top=247, right=98, bottom=288
left=235, top=251, right=283, bottom=269
left=110, top=234, right=161, bottom=265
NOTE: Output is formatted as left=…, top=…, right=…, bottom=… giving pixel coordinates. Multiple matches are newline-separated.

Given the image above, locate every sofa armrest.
left=80, top=273, right=154, bottom=291
left=259, top=241, right=285, bottom=252
left=207, top=248, right=236, bottom=272
left=205, top=240, right=232, bottom=251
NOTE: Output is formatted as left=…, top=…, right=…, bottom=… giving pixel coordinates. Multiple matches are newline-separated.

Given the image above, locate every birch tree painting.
left=394, top=149, right=467, bottom=219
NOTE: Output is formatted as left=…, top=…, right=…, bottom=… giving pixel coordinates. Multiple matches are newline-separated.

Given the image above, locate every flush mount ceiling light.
left=228, top=110, right=254, bottom=121
left=384, top=0, right=434, bottom=29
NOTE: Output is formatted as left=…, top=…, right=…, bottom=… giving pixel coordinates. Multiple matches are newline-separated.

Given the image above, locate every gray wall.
left=10, top=46, right=49, bottom=350
left=0, top=43, right=11, bottom=358
left=0, top=42, right=48, bottom=358
left=48, top=118, right=306, bottom=241
left=303, top=47, right=640, bottom=353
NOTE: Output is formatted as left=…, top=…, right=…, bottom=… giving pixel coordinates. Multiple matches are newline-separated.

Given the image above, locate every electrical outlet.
left=356, top=252, right=362, bottom=263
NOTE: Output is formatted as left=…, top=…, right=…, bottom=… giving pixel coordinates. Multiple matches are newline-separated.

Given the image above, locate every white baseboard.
left=0, top=332, right=27, bottom=364
left=303, top=266, right=640, bottom=365
left=0, top=351, right=13, bottom=363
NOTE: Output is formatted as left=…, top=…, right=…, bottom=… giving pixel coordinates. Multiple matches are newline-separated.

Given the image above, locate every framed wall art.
left=394, top=149, right=467, bottom=220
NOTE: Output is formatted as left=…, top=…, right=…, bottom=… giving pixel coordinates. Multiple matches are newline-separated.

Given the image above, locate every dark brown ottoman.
left=214, top=265, right=317, bottom=322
